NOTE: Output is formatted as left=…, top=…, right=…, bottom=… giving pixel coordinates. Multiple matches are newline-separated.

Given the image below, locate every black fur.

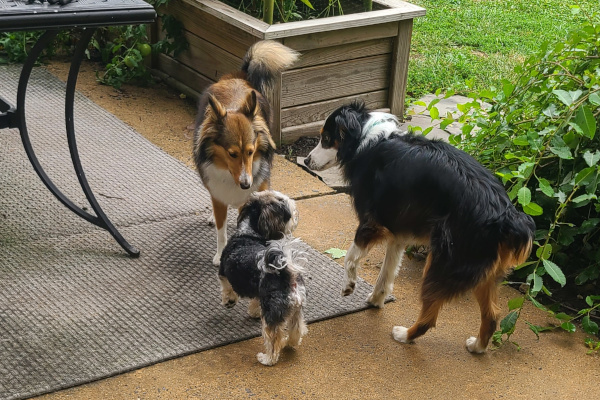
left=218, top=191, right=303, bottom=326
left=322, top=100, right=535, bottom=298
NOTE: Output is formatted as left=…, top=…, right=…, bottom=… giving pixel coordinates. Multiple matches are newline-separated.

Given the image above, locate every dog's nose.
left=303, top=156, right=311, bottom=167
left=240, top=181, right=251, bottom=190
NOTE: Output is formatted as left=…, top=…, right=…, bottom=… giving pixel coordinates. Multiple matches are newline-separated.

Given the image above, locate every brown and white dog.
left=193, top=41, right=299, bottom=265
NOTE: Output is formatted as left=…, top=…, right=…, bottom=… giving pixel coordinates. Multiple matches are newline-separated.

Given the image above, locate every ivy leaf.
left=500, top=311, right=519, bottom=334
left=324, top=248, right=347, bottom=259
left=508, top=297, right=524, bottom=311
left=582, top=316, right=599, bottom=335
left=583, top=150, right=600, bottom=167
left=542, top=259, right=566, bottom=287
left=517, top=187, right=531, bottom=206
left=523, top=202, right=543, bottom=216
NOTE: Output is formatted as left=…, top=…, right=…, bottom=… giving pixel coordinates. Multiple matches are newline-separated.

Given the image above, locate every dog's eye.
left=229, top=151, right=238, bottom=159
left=248, top=150, right=254, bottom=156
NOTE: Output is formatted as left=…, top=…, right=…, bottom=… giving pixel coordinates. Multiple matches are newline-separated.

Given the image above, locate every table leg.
left=16, top=29, right=140, bottom=257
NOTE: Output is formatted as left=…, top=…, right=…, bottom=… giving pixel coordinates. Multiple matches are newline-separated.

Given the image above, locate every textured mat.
left=0, top=66, right=378, bottom=400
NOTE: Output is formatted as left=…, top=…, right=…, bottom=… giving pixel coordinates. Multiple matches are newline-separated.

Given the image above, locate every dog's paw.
left=223, top=298, right=237, bottom=308
left=392, top=326, right=411, bottom=343
left=212, top=252, right=221, bottom=267
left=257, top=352, right=276, bottom=366
left=248, top=300, right=261, bottom=319
left=466, top=336, right=486, bottom=354
left=366, top=291, right=385, bottom=308
left=341, top=281, right=356, bottom=296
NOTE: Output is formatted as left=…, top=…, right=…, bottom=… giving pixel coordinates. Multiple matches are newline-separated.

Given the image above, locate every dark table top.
left=0, top=0, right=156, bottom=31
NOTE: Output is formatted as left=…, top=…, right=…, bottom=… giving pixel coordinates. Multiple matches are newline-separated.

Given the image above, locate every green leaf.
left=528, top=295, right=547, bottom=311
left=542, top=259, right=566, bottom=287
left=553, top=89, right=574, bottom=106
left=508, top=297, right=524, bottom=311
left=582, top=316, right=599, bottom=335
left=549, top=146, right=573, bottom=159
left=500, top=311, right=519, bottom=334
left=532, top=273, right=543, bottom=293
left=583, top=151, right=600, bottom=167
left=512, top=136, right=529, bottom=146
left=560, top=322, right=576, bottom=333
left=573, top=106, right=597, bottom=139
left=537, top=178, right=555, bottom=197
left=526, top=321, right=541, bottom=339
left=535, top=244, right=552, bottom=260
left=429, top=106, right=440, bottom=120
left=589, top=92, right=600, bottom=106
left=517, top=187, right=531, bottom=206
left=298, top=0, right=315, bottom=10
left=523, top=202, right=543, bottom=216
left=575, top=167, right=596, bottom=185
left=427, top=98, right=441, bottom=110
left=555, top=312, right=571, bottom=321
left=324, top=248, right=347, bottom=259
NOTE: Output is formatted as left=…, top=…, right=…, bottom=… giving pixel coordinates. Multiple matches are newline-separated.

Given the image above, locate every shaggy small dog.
left=193, top=40, right=299, bottom=266
left=218, top=190, right=307, bottom=365
left=304, top=100, right=535, bottom=353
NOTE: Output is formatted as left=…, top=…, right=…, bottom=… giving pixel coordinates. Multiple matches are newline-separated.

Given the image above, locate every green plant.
left=412, top=5, right=600, bottom=349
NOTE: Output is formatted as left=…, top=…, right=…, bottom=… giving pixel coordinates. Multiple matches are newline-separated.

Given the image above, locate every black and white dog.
left=218, top=190, right=307, bottom=365
left=304, top=100, right=535, bottom=353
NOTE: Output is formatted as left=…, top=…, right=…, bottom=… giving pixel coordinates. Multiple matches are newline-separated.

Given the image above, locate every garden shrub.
left=416, top=6, right=600, bottom=351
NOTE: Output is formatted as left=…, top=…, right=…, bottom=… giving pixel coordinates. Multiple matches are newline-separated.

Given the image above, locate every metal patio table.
left=0, top=0, right=156, bottom=257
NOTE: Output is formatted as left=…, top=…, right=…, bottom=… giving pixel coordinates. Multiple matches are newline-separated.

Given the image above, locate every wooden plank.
left=157, top=53, right=214, bottom=95
left=265, top=6, right=425, bottom=40
left=388, top=19, right=413, bottom=118
left=280, top=90, right=389, bottom=128
left=162, top=0, right=258, bottom=58
left=180, top=0, right=269, bottom=38
left=169, top=30, right=241, bottom=81
left=292, top=38, right=392, bottom=69
left=281, top=107, right=392, bottom=143
left=270, top=72, right=283, bottom=143
left=281, top=54, right=390, bottom=108
left=283, top=22, right=397, bottom=52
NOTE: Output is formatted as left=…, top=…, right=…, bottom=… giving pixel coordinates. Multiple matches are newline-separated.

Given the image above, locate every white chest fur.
left=202, top=159, right=265, bottom=207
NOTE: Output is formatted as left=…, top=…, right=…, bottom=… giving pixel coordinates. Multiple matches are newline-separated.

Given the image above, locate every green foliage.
left=324, top=248, right=347, bottom=259
left=416, top=6, right=600, bottom=349
left=407, top=0, right=599, bottom=100
left=227, top=0, right=353, bottom=23
left=0, top=0, right=188, bottom=89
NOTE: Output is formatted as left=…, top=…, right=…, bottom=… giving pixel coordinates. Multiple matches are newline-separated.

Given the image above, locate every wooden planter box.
left=152, top=0, right=426, bottom=143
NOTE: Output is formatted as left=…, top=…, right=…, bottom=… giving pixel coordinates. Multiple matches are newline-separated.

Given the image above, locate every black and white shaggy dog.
left=304, top=100, right=535, bottom=353
left=218, top=190, right=307, bottom=365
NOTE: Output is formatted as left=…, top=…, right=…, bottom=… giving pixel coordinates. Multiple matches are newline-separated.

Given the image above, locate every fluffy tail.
left=241, top=41, right=299, bottom=97
left=256, top=238, right=306, bottom=275
left=501, top=208, right=536, bottom=266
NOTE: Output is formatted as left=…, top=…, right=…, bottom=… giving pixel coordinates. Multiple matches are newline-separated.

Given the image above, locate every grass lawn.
left=406, top=0, right=598, bottom=100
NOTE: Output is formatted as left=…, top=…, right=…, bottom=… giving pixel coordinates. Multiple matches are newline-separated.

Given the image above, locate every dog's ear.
left=257, top=199, right=292, bottom=240
left=207, top=94, right=227, bottom=121
left=239, top=90, right=258, bottom=119
left=335, top=108, right=362, bottom=140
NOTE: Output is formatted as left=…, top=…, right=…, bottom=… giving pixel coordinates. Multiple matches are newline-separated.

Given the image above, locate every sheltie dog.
left=304, top=100, right=535, bottom=353
left=218, top=190, right=306, bottom=366
left=193, top=41, right=299, bottom=265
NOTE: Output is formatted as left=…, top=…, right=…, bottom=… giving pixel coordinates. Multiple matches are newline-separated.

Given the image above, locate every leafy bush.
left=416, top=6, right=600, bottom=348
left=0, top=0, right=188, bottom=89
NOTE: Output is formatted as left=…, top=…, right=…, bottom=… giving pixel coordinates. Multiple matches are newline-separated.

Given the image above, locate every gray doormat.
left=0, top=66, right=378, bottom=400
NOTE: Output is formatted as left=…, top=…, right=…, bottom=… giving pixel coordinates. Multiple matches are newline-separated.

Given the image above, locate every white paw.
left=392, top=326, right=410, bottom=343
left=466, top=336, right=485, bottom=354
left=257, top=352, right=275, bottom=366
left=366, top=291, right=385, bottom=308
left=212, top=252, right=221, bottom=267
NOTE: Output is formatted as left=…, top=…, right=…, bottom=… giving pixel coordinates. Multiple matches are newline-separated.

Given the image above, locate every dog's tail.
left=500, top=207, right=536, bottom=267
left=241, top=41, right=299, bottom=98
left=257, top=238, right=306, bottom=276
